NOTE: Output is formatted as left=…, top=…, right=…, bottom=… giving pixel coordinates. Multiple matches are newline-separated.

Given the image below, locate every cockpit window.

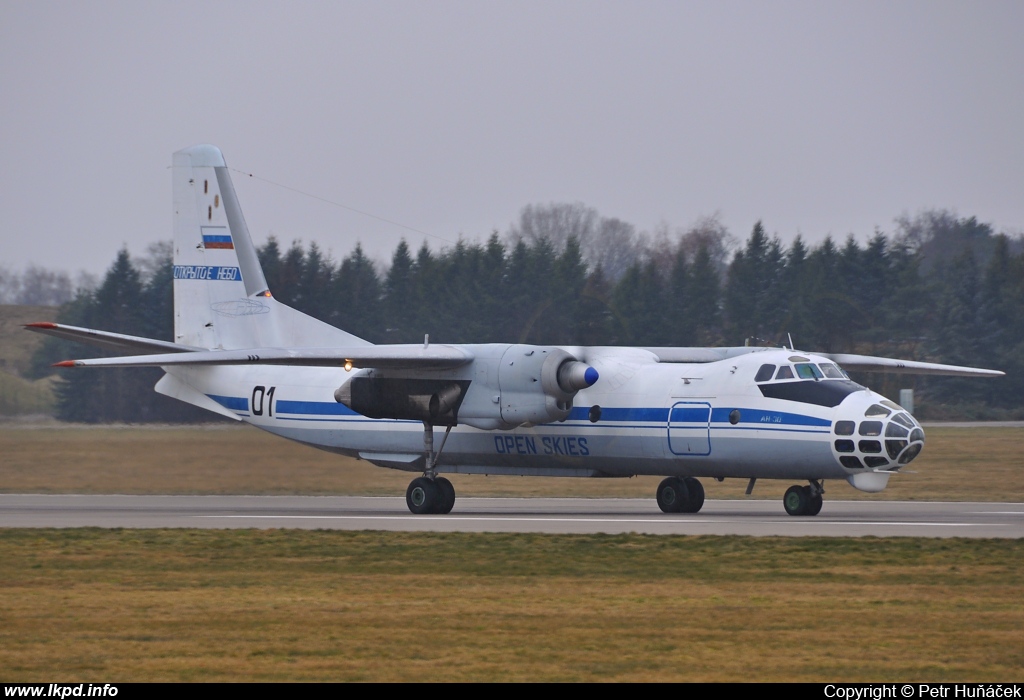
left=795, top=363, right=823, bottom=380
left=882, top=400, right=903, bottom=411
left=755, top=364, right=776, bottom=382
left=775, top=365, right=794, bottom=380
left=818, top=363, right=845, bottom=379
left=865, top=404, right=891, bottom=417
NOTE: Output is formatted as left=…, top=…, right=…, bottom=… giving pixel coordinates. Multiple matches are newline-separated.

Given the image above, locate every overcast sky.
left=2, top=0, right=1022, bottom=276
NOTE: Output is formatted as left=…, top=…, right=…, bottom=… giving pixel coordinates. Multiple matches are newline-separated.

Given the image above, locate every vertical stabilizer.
left=172, top=145, right=370, bottom=349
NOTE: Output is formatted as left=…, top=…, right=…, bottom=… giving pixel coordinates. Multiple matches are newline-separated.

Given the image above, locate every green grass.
left=1, top=530, right=1021, bottom=681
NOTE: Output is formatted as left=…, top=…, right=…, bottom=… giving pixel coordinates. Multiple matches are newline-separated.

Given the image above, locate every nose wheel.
left=783, top=482, right=824, bottom=516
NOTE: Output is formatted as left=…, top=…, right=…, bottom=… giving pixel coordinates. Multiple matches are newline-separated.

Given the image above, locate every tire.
left=434, top=477, right=456, bottom=514
left=406, top=477, right=440, bottom=515
left=806, top=490, right=823, bottom=516
left=681, top=477, right=705, bottom=513
left=657, top=477, right=689, bottom=513
left=783, top=485, right=808, bottom=516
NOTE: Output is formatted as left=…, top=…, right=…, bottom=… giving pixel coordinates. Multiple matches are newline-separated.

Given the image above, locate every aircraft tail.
left=171, top=145, right=369, bottom=349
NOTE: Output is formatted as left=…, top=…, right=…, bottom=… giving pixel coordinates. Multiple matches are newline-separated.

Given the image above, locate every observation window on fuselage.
left=775, top=365, right=794, bottom=380
left=795, top=363, right=823, bottom=380
left=755, top=364, right=776, bottom=382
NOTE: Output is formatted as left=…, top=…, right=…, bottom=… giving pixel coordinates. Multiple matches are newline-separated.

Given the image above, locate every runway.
left=1, top=494, right=1022, bottom=536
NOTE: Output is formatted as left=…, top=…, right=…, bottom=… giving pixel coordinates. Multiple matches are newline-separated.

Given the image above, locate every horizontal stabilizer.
left=25, top=323, right=202, bottom=354
left=821, top=353, right=1004, bottom=377
left=54, top=344, right=475, bottom=370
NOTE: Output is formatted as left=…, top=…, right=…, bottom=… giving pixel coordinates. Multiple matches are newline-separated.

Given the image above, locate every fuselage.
left=174, top=346, right=923, bottom=492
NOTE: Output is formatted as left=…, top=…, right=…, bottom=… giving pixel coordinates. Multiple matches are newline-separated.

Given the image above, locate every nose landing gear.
left=783, top=481, right=824, bottom=516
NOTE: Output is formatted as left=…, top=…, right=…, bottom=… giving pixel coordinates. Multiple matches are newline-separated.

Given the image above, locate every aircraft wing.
left=25, top=322, right=202, bottom=354
left=642, top=344, right=1004, bottom=377
left=821, top=353, right=1004, bottom=377
left=52, top=344, right=475, bottom=371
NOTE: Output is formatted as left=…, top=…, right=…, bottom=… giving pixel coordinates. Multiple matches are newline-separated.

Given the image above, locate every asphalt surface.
left=0, top=494, right=1021, bottom=537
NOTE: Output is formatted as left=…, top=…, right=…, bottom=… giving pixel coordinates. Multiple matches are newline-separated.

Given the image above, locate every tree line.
left=29, top=207, right=1024, bottom=421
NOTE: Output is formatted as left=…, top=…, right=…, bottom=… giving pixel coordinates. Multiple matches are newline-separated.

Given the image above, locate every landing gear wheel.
left=806, top=489, right=823, bottom=516
left=434, top=477, right=456, bottom=514
left=657, top=477, right=689, bottom=513
left=407, top=477, right=440, bottom=515
left=783, top=485, right=809, bottom=516
left=681, top=477, right=705, bottom=513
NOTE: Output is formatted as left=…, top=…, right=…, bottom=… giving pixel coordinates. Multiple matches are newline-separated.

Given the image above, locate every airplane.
left=26, top=144, right=1005, bottom=517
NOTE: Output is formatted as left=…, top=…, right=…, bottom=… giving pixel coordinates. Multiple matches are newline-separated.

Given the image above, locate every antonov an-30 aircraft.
left=28, top=145, right=1004, bottom=517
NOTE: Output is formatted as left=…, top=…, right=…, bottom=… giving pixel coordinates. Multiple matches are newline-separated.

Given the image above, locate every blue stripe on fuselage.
left=207, top=396, right=829, bottom=429
left=710, top=408, right=830, bottom=427
left=208, top=394, right=248, bottom=411
left=275, top=400, right=359, bottom=416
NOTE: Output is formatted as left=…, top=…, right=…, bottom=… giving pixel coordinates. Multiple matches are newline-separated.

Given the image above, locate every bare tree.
left=16, top=265, right=73, bottom=306
left=0, top=266, right=20, bottom=304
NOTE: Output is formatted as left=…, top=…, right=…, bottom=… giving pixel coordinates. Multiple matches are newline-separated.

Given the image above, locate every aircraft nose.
left=832, top=398, right=925, bottom=471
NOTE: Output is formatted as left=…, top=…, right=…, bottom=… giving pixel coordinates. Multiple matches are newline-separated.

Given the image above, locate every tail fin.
left=171, top=145, right=369, bottom=349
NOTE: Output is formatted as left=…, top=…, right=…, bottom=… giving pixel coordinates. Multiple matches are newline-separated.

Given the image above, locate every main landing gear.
left=656, top=476, right=705, bottom=514
left=406, top=476, right=456, bottom=514
left=783, top=481, right=824, bottom=516
left=405, top=422, right=456, bottom=515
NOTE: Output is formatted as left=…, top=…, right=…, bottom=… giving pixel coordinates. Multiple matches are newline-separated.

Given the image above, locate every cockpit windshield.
left=795, top=363, right=824, bottom=380
left=818, top=362, right=847, bottom=379
left=757, top=358, right=863, bottom=407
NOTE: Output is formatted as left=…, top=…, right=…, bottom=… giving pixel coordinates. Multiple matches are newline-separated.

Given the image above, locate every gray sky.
left=2, top=0, right=1022, bottom=276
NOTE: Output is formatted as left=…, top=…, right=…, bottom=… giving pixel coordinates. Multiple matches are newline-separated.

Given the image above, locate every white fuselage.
left=169, top=347, right=923, bottom=491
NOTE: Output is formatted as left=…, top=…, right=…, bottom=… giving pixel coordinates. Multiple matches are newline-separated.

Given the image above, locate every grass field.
left=1, top=530, right=1021, bottom=681
left=2, top=424, right=1022, bottom=682
left=1, top=422, right=1021, bottom=501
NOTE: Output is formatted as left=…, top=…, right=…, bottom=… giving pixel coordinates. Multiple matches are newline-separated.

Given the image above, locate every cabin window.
left=859, top=421, right=883, bottom=436
left=892, top=413, right=915, bottom=429
left=899, top=443, right=923, bottom=464
left=795, top=363, right=823, bottom=380
left=885, top=423, right=909, bottom=438
left=834, top=420, right=855, bottom=436
left=755, top=364, right=776, bottom=382
left=775, top=365, right=794, bottom=380
left=834, top=439, right=855, bottom=453
left=859, top=440, right=882, bottom=453
left=886, top=440, right=907, bottom=460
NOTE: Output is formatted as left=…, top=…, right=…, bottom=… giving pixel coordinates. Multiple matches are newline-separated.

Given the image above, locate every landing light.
left=344, top=360, right=353, bottom=372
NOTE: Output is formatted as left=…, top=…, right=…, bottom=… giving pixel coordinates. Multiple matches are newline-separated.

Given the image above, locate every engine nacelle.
left=496, top=345, right=598, bottom=426
left=334, top=372, right=470, bottom=426
left=333, top=344, right=598, bottom=430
